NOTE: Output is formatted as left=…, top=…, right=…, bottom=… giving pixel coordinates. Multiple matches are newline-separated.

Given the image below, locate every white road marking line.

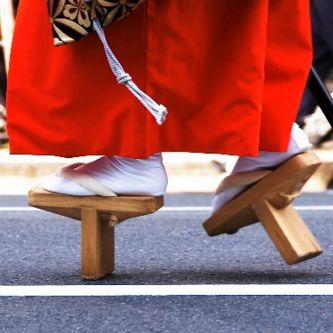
left=0, top=207, right=38, bottom=211
left=0, top=284, right=332, bottom=297
left=161, top=207, right=211, bottom=211
left=161, top=206, right=333, bottom=211
left=295, top=206, right=333, bottom=211
left=0, top=206, right=333, bottom=212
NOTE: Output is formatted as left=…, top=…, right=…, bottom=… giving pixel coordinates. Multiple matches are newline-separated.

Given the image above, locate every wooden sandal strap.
left=57, top=163, right=117, bottom=197
left=216, top=170, right=271, bottom=194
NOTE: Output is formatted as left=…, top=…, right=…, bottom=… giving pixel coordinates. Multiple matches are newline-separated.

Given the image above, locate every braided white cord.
left=93, top=19, right=167, bottom=125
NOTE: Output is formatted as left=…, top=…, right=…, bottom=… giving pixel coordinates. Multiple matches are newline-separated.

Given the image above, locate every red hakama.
left=7, top=0, right=312, bottom=158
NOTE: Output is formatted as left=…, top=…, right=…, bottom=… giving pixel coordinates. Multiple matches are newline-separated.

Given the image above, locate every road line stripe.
left=161, top=207, right=211, bottom=211
left=294, top=205, right=333, bottom=210
left=161, top=206, right=333, bottom=211
left=295, top=205, right=333, bottom=211
left=1, top=206, right=333, bottom=212
left=0, top=284, right=332, bottom=297
left=0, top=207, right=37, bottom=211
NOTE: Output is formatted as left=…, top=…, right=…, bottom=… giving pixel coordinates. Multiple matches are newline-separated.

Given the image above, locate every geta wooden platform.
left=203, top=151, right=323, bottom=265
left=28, top=187, right=163, bottom=280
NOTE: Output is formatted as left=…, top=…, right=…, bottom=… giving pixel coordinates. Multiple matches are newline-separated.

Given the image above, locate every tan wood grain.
left=202, top=151, right=323, bottom=265
left=81, top=208, right=115, bottom=280
left=28, top=188, right=163, bottom=279
left=29, top=187, right=163, bottom=218
left=203, top=151, right=321, bottom=236
left=254, top=199, right=322, bottom=264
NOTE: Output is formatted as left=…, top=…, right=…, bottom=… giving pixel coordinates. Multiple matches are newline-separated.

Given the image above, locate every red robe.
left=7, top=0, right=312, bottom=158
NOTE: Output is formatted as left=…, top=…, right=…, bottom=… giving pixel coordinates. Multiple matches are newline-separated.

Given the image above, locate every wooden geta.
left=203, top=151, right=323, bottom=264
left=28, top=187, right=163, bottom=280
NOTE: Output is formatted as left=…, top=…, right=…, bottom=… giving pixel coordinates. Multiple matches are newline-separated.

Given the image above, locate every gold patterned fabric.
left=48, top=0, right=144, bottom=46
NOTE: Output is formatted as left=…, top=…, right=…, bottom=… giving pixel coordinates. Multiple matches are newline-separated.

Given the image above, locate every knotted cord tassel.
left=93, top=19, right=167, bottom=125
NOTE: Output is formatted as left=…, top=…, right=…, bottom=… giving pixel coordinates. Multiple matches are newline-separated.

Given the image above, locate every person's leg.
left=296, top=48, right=333, bottom=127
left=296, top=0, right=333, bottom=127
left=1, top=0, right=19, bottom=107
left=212, top=0, right=313, bottom=212
left=315, top=0, right=333, bottom=53
left=1, top=1, right=20, bottom=143
left=212, top=123, right=310, bottom=212
left=0, top=49, right=6, bottom=107
left=257, top=0, right=312, bottom=154
left=41, top=153, right=168, bottom=196
left=0, top=44, right=7, bottom=143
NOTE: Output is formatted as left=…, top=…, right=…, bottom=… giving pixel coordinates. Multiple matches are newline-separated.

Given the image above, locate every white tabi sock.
left=41, top=153, right=168, bottom=196
left=212, top=123, right=311, bottom=212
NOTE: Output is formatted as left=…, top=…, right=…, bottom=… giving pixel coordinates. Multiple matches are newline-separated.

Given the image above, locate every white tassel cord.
left=93, top=19, right=167, bottom=125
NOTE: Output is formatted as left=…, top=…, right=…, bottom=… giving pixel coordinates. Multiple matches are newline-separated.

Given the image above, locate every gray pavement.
left=0, top=296, right=332, bottom=333
left=0, top=193, right=332, bottom=285
left=0, top=193, right=332, bottom=332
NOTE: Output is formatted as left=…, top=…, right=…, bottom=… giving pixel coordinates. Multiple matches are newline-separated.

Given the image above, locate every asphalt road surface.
left=0, top=193, right=332, bottom=332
